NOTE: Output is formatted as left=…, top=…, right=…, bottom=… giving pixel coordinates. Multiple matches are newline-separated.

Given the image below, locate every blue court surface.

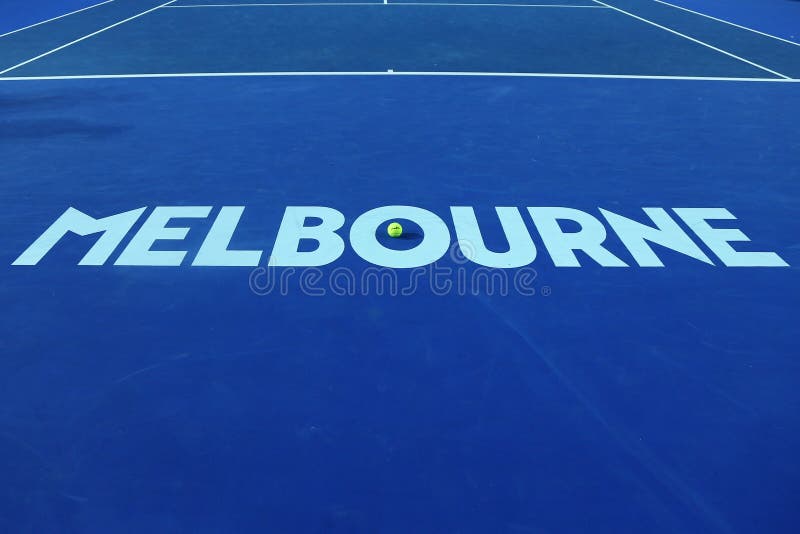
left=1, top=0, right=799, bottom=532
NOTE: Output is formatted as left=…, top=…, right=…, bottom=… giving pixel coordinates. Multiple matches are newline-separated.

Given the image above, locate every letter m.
left=12, top=207, right=146, bottom=266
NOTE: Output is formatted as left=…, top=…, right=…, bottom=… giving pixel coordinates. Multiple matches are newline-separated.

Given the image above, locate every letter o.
left=349, top=206, right=450, bottom=268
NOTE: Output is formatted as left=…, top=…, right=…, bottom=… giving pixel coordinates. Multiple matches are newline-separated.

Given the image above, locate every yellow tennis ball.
left=387, top=222, right=403, bottom=238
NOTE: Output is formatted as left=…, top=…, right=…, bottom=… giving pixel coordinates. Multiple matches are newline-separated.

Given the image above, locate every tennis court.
left=1, top=0, right=799, bottom=532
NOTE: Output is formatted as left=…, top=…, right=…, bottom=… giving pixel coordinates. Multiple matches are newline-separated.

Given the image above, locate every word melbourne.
left=12, top=206, right=788, bottom=268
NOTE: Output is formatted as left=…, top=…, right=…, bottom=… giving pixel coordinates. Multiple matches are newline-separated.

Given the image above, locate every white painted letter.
left=12, top=207, right=146, bottom=266
left=600, top=207, right=713, bottom=267
left=115, top=206, right=211, bottom=266
left=193, top=207, right=262, bottom=266
left=350, top=206, right=450, bottom=268
left=450, top=206, right=536, bottom=267
left=528, top=207, right=627, bottom=267
left=673, top=208, right=788, bottom=267
left=269, top=206, right=345, bottom=267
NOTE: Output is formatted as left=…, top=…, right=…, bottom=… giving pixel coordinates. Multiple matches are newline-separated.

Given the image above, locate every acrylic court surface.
left=1, top=0, right=799, bottom=532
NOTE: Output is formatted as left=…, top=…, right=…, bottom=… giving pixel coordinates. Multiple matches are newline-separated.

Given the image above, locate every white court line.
left=1, top=71, right=798, bottom=82
left=167, top=2, right=382, bottom=5
left=0, top=1, right=177, bottom=76
left=653, top=0, right=800, bottom=47
left=0, top=0, right=115, bottom=39
left=164, top=3, right=607, bottom=7
left=392, top=1, right=607, bottom=4
left=592, top=0, right=791, bottom=79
